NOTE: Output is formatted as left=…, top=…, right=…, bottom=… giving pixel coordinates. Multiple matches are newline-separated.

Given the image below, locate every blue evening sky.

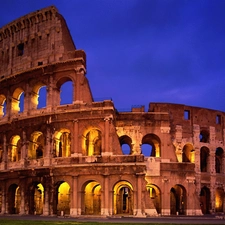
left=1, top=0, right=225, bottom=112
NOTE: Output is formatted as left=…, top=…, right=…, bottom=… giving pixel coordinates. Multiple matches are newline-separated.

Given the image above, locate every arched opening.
left=215, top=188, right=224, bottom=213
left=31, top=84, right=47, bottom=109
left=199, top=130, right=209, bottom=143
left=0, top=95, right=6, bottom=117
left=182, top=144, right=195, bottom=163
left=215, top=147, right=223, bottom=173
left=60, top=80, right=73, bottom=105
left=82, top=181, right=101, bottom=215
left=119, top=135, right=132, bottom=155
left=142, top=134, right=161, bottom=157
left=53, top=129, right=71, bottom=157
left=28, top=183, right=44, bottom=215
left=8, top=135, right=21, bottom=162
left=82, top=129, right=102, bottom=156
left=200, top=186, right=210, bottom=214
left=113, top=181, right=133, bottom=215
left=28, top=131, right=44, bottom=159
left=170, top=185, right=186, bottom=215
left=8, top=184, right=21, bottom=214
left=57, top=182, right=70, bottom=215
left=200, top=146, right=210, bottom=172
left=147, top=184, right=161, bottom=214
left=11, top=88, right=24, bottom=114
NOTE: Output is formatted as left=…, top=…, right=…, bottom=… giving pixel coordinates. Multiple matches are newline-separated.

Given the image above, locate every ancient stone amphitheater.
left=0, top=6, right=224, bottom=217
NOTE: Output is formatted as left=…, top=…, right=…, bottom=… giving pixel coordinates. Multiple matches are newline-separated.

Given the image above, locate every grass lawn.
left=0, top=220, right=220, bottom=225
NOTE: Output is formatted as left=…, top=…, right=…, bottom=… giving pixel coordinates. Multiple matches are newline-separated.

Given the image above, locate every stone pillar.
left=1, top=182, right=6, bottom=214
left=161, top=177, right=170, bottom=215
left=210, top=184, right=215, bottom=214
left=46, top=75, right=57, bottom=111
left=44, top=127, right=51, bottom=166
left=135, top=173, right=145, bottom=217
left=72, top=120, right=79, bottom=156
left=70, top=176, right=78, bottom=216
left=3, top=134, right=7, bottom=170
left=102, top=116, right=112, bottom=156
left=102, top=175, right=109, bottom=216
left=20, top=131, right=27, bottom=167
left=43, top=185, right=50, bottom=215
left=19, top=183, right=25, bottom=215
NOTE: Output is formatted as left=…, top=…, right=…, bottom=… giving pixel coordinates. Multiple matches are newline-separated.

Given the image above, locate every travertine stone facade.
left=0, top=6, right=224, bottom=217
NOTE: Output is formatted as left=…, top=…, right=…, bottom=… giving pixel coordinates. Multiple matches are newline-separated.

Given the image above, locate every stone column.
left=43, top=185, right=50, bottom=215
left=70, top=176, right=78, bottom=216
left=1, top=182, right=6, bottom=214
left=3, top=134, right=7, bottom=170
left=135, top=173, right=145, bottom=217
left=44, top=127, right=51, bottom=166
left=102, top=175, right=109, bottom=216
left=161, top=177, right=170, bottom=215
left=72, top=120, right=79, bottom=156
left=102, top=116, right=112, bottom=156
left=19, top=182, right=25, bottom=215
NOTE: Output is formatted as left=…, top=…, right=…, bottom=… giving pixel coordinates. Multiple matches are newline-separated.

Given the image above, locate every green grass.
left=0, top=220, right=220, bottom=225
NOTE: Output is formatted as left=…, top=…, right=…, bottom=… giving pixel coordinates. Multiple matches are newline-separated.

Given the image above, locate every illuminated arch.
left=8, top=135, right=21, bottom=162
left=113, top=181, right=133, bottom=215
left=28, top=131, right=44, bottom=159
left=82, top=181, right=102, bottom=215
left=119, top=135, right=132, bottom=155
left=53, top=128, right=71, bottom=157
left=141, top=134, right=161, bottom=157
left=28, top=182, right=44, bottom=215
left=182, top=143, right=195, bottom=163
left=170, top=184, right=187, bottom=215
left=82, top=128, right=102, bottom=156
left=57, top=182, right=70, bottom=215
left=31, top=83, right=47, bottom=109
left=0, top=94, right=6, bottom=117
left=146, top=184, right=161, bottom=214
left=215, top=188, right=224, bottom=212
left=8, top=184, right=21, bottom=214
left=11, top=87, right=24, bottom=113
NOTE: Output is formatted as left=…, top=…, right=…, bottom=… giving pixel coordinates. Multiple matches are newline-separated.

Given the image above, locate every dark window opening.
left=38, top=62, right=43, bottom=66
left=17, top=43, right=24, bottom=56
left=184, top=110, right=190, bottom=120
left=216, top=115, right=221, bottom=124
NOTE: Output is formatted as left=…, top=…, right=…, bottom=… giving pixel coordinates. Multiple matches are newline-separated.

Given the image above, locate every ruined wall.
left=0, top=6, right=76, bottom=80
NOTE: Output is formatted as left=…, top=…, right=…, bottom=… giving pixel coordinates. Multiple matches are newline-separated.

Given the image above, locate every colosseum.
left=0, top=5, right=224, bottom=217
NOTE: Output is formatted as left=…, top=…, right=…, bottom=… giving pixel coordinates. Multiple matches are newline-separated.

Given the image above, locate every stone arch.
left=113, top=180, right=134, bottom=215
left=215, top=147, right=224, bottom=173
left=170, top=184, right=187, bottom=215
left=81, top=180, right=102, bottom=215
left=82, top=128, right=102, bottom=156
left=56, top=77, right=74, bottom=105
left=11, top=87, right=24, bottom=113
left=0, top=94, right=6, bottom=117
left=200, top=146, right=210, bottom=172
left=31, top=83, right=47, bottom=109
left=8, top=135, right=21, bottom=162
left=215, top=187, right=224, bottom=213
left=53, top=128, right=71, bottom=157
left=200, top=186, right=210, bottom=214
left=182, top=143, right=195, bottom=163
left=8, top=184, right=21, bottom=214
left=56, top=181, right=70, bottom=215
left=28, top=131, right=44, bottom=159
left=146, top=184, right=161, bottom=214
left=27, top=182, right=44, bottom=215
left=119, top=135, right=132, bottom=155
left=141, top=134, right=161, bottom=157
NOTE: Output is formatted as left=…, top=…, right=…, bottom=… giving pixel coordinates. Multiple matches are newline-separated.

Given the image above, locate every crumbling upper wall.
left=0, top=6, right=77, bottom=79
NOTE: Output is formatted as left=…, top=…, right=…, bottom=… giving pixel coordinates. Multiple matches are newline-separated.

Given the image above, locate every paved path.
left=0, top=214, right=225, bottom=224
